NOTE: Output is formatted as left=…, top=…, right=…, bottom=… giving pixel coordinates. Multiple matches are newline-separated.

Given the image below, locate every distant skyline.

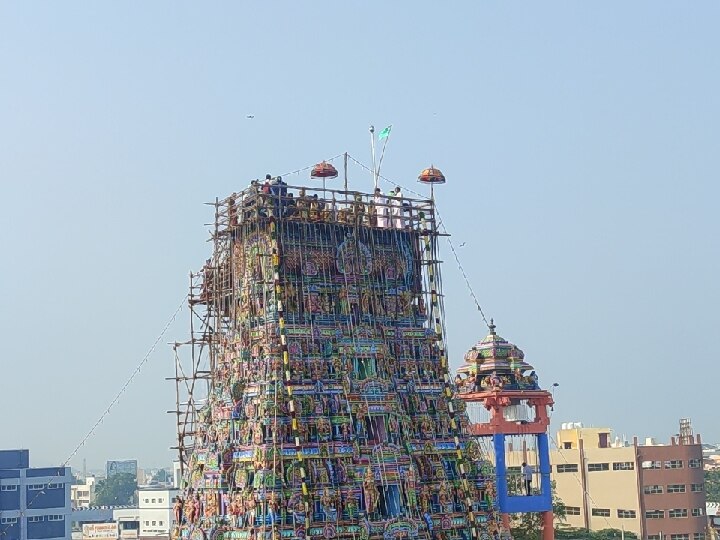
left=1, top=2, right=718, bottom=469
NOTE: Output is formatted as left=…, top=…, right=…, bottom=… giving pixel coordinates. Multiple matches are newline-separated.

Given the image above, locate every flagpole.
left=376, top=124, right=392, bottom=180
left=370, top=125, right=377, bottom=190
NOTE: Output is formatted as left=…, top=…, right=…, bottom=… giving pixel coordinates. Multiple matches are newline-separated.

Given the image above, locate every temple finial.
left=489, top=318, right=496, bottom=335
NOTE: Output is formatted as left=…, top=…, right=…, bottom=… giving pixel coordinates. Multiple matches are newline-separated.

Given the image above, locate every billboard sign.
left=82, top=523, right=117, bottom=539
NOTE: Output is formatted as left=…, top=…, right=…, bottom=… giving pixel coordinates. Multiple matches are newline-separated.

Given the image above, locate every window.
left=613, top=462, right=635, bottom=471
left=28, top=516, right=45, bottom=523
left=645, top=510, right=665, bottom=519
left=353, top=358, right=376, bottom=380
left=665, top=460, right=683, bottom=469
left=566, top=506, right=581, bottom=516
left=144, top=498, right=149, bottom=503
left=0, top=485, right=18, bottom=491
left=642, top=460, right=662, bottom=469
left=563, top=442, right=572, bottom=450
left=668, top=508, right=688, bottom=518
left=592, top=508, right=610, bottom=517
left=159, top=521, right=164, bottom=526
left=0, top=518, right=18, bottom=525
left=159, top=498, right=164, bottom=503
left=47, top=483, right=63, bottom=489
left=694, top=534, right=706, bottom=540
left=47, top=515, right=64, bottom=521
left=588, top=463, right=609, bottom=472
left=599, top=432, right=610, bottom=448
left=689, top=458, right=701, bottom=468
left=644, top=485, right=663, bottom=494
left=27, top=484, right=44, bottom=490
left=557, top=464, right=579, bottom=473
left=152, top=521, right=156, bottom=526
left=365, top=415, right=388, bottom=445
left=151, top=498, right=156, bottom=503
left=667, top=484, right=686, bottom=493
left=691, top=483, right=704, bottom=492
left=144, top=521, right=149, bottom=526
left=441, top=458, right=458, bottom=480
left=692, top=508, right=704, bottom=517
left=648, top=535, right=661, bottom=540
left=617, top=509, right=636, bottom=519
left=670, top=535, right=689, bottom=540
left=378, top=485, right=402, bottom=518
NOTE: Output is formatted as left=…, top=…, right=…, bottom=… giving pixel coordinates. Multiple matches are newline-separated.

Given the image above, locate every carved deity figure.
left=173, top=497, right=184, bottom=524
left=362, top=467, right=380, bottom=514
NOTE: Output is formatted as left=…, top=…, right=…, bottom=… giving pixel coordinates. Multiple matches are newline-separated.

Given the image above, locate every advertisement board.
left=82, top=523, right=117, bottom=539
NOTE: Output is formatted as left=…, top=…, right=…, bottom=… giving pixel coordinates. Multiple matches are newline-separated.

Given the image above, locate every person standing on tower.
left=374, top=188, right=388, bottom=228
left=522, top=462, right=533, bottom=496
left=391, top=187, right=404, bottom=229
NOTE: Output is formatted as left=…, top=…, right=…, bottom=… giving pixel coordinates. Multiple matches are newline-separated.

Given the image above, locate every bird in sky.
left=459, top=242, right=466, bottom=248
left=246, top=115, right=255, bottom=119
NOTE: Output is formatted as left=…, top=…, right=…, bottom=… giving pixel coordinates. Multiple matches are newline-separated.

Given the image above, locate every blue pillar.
left=493, top=434, right=507, bottom=511
left=537, top=433, right=552, bottom=501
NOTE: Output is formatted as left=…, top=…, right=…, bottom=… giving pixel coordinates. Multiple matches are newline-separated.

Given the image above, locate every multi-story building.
left=112, top=508, right=139, bottom=540
left=105, top=462, right=137, bottom=482
left=70, top=478, right=96, bottom=510
left=547, top=424, right=707, bottom=540
left=637, top=435, right=706, bottom=540
left=137, top=488, right=177, bottom=540
left=550, top=424, right=642, bottom=534
left=0, top=449, right=71, bottom=540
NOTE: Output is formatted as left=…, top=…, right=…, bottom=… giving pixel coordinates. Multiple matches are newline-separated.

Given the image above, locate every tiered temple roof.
left=173, top=172, right=501, bottom=540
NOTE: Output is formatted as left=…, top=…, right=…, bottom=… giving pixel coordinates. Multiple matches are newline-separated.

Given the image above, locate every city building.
left=105, top=462, right=137, bottom=482
left=0, top=449, right=72, bottom=540
left=70, top=506, right=140, bottom=540
left=70, top=478, right=96, bottom=510
left=70, top=506, right=114, bottom=537
left=113, top=508, right=139, bottom=540
left=548, top=422, right=707, bottom=540
left=170, top=463, right=180, bottom=491
left=702, top=445, right=720, bottom=470
left=137, top=488, right=176, bottom=539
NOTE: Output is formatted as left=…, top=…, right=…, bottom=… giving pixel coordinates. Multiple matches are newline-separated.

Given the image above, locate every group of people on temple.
left=226, top=175, right=414, bottom=230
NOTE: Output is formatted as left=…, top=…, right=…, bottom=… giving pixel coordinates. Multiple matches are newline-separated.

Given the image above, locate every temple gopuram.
left=171, top=160, right=501, bottom=540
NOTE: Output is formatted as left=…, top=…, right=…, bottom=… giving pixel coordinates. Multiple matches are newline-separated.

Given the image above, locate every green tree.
left=94, top=473, right=137, bottom=506
left=556, top=527, right=638, bottom=540
left=591, top=529, right=638, bottom=540
left=706, top=470, right=720, bottom=503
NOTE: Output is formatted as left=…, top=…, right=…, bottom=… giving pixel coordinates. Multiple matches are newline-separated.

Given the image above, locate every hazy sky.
left=1, top=3, right=718, bottom=470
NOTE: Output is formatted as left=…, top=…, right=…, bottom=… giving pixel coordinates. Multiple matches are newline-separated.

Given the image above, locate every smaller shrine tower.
left=456, top=321, right=555, bottom=540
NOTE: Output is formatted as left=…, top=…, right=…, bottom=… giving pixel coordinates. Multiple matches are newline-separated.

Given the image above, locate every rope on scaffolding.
left=0, top=296, right=185, bottom=539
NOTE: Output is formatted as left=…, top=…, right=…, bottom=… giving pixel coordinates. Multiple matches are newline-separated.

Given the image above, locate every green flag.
left=378, top=125, right=392, bottom=140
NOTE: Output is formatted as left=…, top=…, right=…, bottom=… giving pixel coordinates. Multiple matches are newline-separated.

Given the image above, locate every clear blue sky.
left=1, top=2, right=718, bottom=470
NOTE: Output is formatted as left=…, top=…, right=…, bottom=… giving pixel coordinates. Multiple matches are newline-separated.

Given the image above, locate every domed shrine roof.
left=461, top=320, right=534, bottom=375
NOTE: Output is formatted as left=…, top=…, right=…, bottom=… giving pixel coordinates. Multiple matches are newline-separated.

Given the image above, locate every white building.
left=137, top=488, right=177, bottom=538
left=70, top=477, right=96, bottom=510
left=112, top=508, right=139, bottom=540
left=171, top=463, right=181, bottom=490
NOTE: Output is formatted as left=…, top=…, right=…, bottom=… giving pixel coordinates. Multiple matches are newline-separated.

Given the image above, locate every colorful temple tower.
left=172, top=163, right=500, bottom=540
left=456, top=322, right=555, bottom=540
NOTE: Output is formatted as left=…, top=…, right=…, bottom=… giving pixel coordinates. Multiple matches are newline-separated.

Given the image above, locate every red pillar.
left=541, top=511, right=554, bottom=540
